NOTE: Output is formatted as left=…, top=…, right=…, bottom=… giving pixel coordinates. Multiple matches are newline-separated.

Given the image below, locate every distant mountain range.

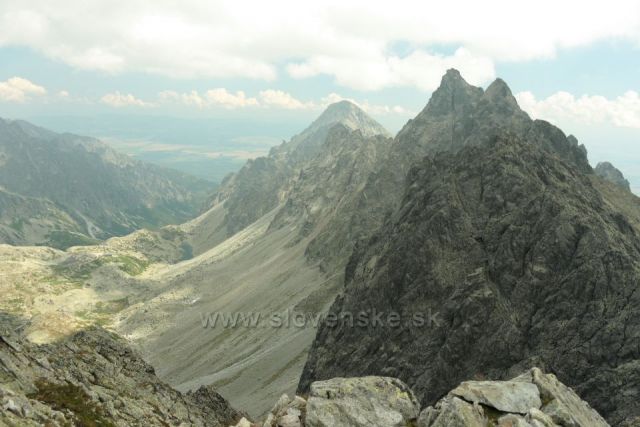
left=0, top=118, right=212, bottom=248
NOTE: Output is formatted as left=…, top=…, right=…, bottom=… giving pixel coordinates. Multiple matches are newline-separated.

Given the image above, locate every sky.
left=0, top=0, right=639, bottom=190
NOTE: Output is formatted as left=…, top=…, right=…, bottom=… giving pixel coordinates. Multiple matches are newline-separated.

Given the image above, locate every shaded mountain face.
left=0, top=118, right=211, bottom=248
left=299, top=72, right=640, bottom=426
left=595, top=161, right=631, bottom=192
left=206, top=101, right=390, bottom=243
left=335, top=70, right=592, bottom=269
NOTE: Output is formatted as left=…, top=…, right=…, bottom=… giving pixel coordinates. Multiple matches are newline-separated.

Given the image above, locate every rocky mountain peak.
left=423, top=68, right=484, bottom=116
left=310, top=100, right=390, bottom=138
left=209, top=98, right=390, bottom=242
left=271, top=100, right=389, bottom=160
left=440, top=68, right=465, bottom=86
left=483, top=77, right=520, bottom=110
left=484, top=77, right=513, bottom=98
left=395, top=70, right=590, bottom=174
left=595, top=161, right=631, bottom=191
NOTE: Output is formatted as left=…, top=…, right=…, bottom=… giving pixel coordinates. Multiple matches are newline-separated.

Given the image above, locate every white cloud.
left=0, top=1, right=638, bottom=90
left=158, top=89, right=258, bottom=109
left=259, top=89, right=312, bottom=110
left=165, top=90, right=207, bottom=108
left=206, top=89, right=258, bottom=109
left=516, top=90, right=640, bottom=129
left=288, top=47, right=495, bottom=91
left=320, top=93, right=414, bottom=116
left=154, top=87, right=411, bottom=115
left=0, top=77, right=46, bottom=102
left=101, top=91, right=150, bottom=107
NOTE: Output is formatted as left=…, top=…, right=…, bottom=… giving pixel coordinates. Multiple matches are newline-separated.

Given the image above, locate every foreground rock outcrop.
left=421, top=368, right=608, bottom=427
left=0, top=325, right=241, bottom=426
left=305, top=376, right=420, bottom=427
left=237, top=370, right=608, bottom=427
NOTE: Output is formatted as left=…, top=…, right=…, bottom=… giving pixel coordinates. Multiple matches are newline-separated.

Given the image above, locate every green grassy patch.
left=94, top=298, right=129, bottom=314
left=28, top=378, right=116, bottom=427
left=54, top=255, right=150, bottom=281
left=1, top=297, right=24, bottom=313
left=74, top=310, right=90, bottom=320
left=112, top=255, right=149, bottom=276
left=44, top=230, right=101, bottom=250
left=9, top=218, right=26, bottom=232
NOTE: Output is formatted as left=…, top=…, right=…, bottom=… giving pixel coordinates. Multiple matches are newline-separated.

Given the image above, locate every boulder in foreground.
left=420, top=368, right=608, bottom=427
left=251, top=368, right=608, bottom=427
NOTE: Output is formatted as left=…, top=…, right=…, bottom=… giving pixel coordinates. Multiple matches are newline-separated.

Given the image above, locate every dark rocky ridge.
left=334, top=70, right=591, bottom=272
left=595, top=161, right=631, bottom=192
left=299, top=72, right=640, bottom=426
left=0, top=323, right=241, bottom=426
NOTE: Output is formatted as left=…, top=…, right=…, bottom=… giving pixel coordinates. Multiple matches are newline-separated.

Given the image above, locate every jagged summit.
left=419, top=70, right=521, bottom=119
left=423, top=68, right=484, bottom=116
left=439, top=68, right=467, bottom=87
left=485, top=77, right=512, bottom=98
left=484, top=77, right=520, bottom=110
left=396, top=69, right=589, bottom=174
left=298, top=71, right=640, bottom=426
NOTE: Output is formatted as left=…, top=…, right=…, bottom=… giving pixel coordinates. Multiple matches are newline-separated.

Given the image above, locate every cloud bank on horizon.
left=1, top=0, right=638, bottom=85
left=0, top=0, right=639, bottom=129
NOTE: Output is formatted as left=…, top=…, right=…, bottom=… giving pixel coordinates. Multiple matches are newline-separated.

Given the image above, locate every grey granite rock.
left=419, top=368, right=608, bottom=427
left=451, top=380, right=541, bottom=414
left=305, top=376, right=420, bottom=427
